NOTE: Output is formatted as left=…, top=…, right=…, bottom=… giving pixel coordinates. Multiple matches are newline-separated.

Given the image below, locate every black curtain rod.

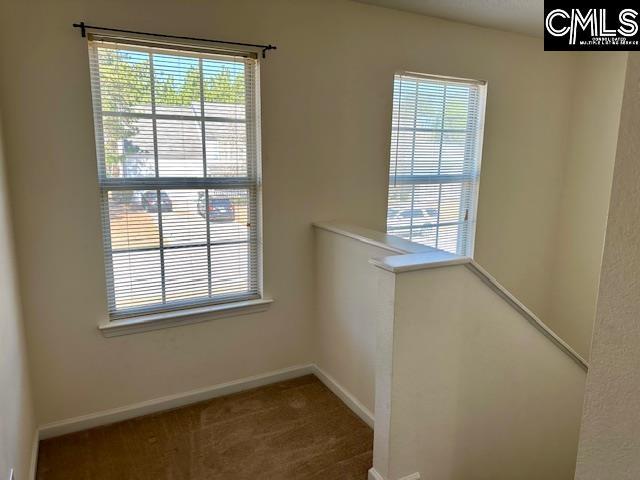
left=72, top=22, right=277, bottom=58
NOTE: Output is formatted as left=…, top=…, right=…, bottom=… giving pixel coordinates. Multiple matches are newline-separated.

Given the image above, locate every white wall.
left=574, top=53, right=640, bottom=480
left=375, top=264, right=586, bottom=480
left=548, top=53, right=627, bottom=359
left=0, top=0, right=579, bottom=424
left=0, top=113, right=36, bottom=480
left=314, top=229, right=382, bottom=414
left=314, top=225, right=414, bottom=415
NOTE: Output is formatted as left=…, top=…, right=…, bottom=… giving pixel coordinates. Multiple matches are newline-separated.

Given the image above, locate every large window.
left=386, top=72, right=486, bottom=256
left=88, top=36, right=261, bottom=320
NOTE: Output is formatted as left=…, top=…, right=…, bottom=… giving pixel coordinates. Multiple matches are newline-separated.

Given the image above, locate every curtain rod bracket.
left=262, top=45, right=277, bottom=58
left=72, top=22, right=277, bottom=57
left=73, top=21, right=87, bottom=38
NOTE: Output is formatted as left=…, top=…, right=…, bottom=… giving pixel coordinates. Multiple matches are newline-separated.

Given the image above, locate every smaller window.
left=386, top=72, right=487, bottom=256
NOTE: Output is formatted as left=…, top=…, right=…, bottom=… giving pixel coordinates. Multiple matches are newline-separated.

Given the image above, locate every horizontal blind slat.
left=387, top=73, right=485, bottom=256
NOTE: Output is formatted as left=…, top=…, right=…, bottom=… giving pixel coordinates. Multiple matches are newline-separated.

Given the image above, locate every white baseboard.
left=29, top=430, right=39, bottom=480
left=368, top=468, right=420, bottom=480
left=311, top=365, right=374, bottom=428
left=32, top=364, right=406, bottom=479
left=37, top=363, right=375, bottom=443
left=38, top=364, right=314, bottom=439
left=369, top=467, right=385, bottom=480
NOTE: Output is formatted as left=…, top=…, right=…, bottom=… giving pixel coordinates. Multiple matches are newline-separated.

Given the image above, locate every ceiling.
left=353, top=0, right=543, bottom=37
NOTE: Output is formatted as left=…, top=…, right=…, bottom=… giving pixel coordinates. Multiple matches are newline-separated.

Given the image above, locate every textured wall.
left=575, top=53, right=640, bottom=480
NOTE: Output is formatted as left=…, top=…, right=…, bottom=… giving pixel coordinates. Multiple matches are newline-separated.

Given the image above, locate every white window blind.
left=386, top=72, right=486, bottom=256
left=87, top=36, right=261, bottom=320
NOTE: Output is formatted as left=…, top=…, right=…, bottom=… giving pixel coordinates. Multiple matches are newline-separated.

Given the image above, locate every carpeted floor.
left=36, top=375, right=373, bottom=479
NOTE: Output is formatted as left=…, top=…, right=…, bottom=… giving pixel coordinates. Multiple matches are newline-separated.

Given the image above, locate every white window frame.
left=86, top=34, right=268, bottom=331
left=386, top=71, right=487, bottom=257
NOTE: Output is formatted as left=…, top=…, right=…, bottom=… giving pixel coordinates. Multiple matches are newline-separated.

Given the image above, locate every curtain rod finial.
left=73, top=21, right=87, bottom=37
left=262, top=44, right=277, bottom=58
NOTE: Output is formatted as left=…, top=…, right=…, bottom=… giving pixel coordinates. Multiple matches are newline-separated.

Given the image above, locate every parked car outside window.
left=197, top=193, right=236, bottom=222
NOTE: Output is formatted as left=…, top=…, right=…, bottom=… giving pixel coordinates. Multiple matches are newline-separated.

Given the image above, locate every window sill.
left=98, top=298, right=274, bottom=338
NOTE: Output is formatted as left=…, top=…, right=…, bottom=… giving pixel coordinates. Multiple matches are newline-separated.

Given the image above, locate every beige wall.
left=376, top=265, right=586, bottom=480
left=0, top=0, right=579, bottom=424
left=548, top=53, right=627, bottom=359
left=0, top=113, right=36, bottom=480
left=575, top=53, right=640, bottom=480
left=314, top=226, right=399, bottom=415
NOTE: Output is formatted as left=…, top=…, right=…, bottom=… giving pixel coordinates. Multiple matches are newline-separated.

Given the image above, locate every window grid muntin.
left=100, top=187, right=260, bottom=319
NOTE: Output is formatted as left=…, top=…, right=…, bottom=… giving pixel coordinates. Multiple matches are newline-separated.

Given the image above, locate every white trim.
left=312, top=365, right=375, bottom=428
left=29, top=430, right=39, bottom=480
left=313, top=221, right=434, bottom=255
left=467, top=80, right=488, bottom=258
left=465, top=261, right=589, bottom=370
left=98, top=298, right=273, bottom=337
left=370, top=251, right=471, bottom=273
left=36, top=363, right=376, bottom=441
left=38, top=364, right=313, bottom=439
left=369, top=468, right=385, bottom=480
left=397, top=70, right=486, bottom=86
left=89, top=33, right=261, bottom=59
left=368, top=468, right=421, bottom=480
